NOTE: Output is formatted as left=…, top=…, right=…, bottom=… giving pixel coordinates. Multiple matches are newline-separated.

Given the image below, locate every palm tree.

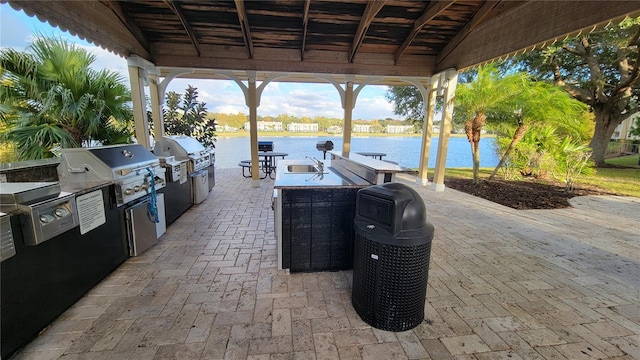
left=0, top=36, right=132, bottom=160
left=487, top=80, right=587, bottom=180
left=455, top=65, right=524, bottom=184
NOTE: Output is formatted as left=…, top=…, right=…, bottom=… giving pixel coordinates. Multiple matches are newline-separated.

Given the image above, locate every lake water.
left=213, top=135, right=499, bottom=169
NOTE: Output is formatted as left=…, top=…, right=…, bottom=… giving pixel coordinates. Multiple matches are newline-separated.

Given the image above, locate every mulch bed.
left=444, top=177, right=618, bottom=210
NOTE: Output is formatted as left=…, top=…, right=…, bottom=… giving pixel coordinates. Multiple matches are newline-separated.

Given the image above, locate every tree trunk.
left=589, top=108, right=620, bottom=166
left=489, top=123, right=529, bottom=180
left=465, top=112, right=486, bottom=184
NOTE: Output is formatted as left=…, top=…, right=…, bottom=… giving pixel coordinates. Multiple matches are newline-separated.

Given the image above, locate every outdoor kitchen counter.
left=273, top=159, right=369, bottom=272
left=274, top=159, right=370, bottom=188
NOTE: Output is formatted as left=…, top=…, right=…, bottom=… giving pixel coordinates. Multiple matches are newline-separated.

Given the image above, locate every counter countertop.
left=328, top=151, right=408, bottom=172
left=60, top=181, right=112, bottom=196
left=274, top=159, right=370, bottom=188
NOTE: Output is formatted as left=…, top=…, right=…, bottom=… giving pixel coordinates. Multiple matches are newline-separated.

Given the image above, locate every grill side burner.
left=0, top=182, right=79, bottom=245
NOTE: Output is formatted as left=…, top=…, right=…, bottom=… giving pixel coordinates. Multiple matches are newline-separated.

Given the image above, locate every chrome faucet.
left=305, top=156, right=324, bottom=172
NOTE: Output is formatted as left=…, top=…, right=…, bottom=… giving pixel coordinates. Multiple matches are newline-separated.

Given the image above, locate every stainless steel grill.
left=155, top=135, right=211, bottom=173
left=57, top=144, right=166, bottom=206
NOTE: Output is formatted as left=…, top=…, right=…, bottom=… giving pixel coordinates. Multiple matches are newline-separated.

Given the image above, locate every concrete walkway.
left=12, top=168, right=640, bottom=360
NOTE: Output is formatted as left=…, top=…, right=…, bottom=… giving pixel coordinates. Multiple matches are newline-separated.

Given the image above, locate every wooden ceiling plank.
left=349, top=0, right=387, bottom=63
left=394, top=0, right=455, bottom=64
left=437, top=1, right=640, bottom=72
left=163, top=0, right=201, bottom=56
left=234, top=0, right=255, bottom=59
left=301, top=0, right=311, bottom=60
left=438, top=1, right=500, bottom=62
left=101, top=0, right=150, bottom=54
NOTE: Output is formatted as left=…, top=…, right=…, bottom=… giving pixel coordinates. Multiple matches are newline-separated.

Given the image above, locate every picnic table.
left=239, top=152, right=288, bottom=179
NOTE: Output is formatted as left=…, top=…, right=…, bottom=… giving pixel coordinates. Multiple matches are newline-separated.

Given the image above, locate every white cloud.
left=81, top=45, right=129, bottom=77
left=354, top=95, right=398, bottom=120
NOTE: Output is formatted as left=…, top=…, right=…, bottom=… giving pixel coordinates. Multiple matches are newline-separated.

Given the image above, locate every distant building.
left=244, top=121, right=283, bottom=131
left=287, top=123, right=318, bottom=132
left=353, top=124, right=372, bottom=133
left=218, top=124, right=239, bottom=132
left=386, top=125, right=414, bottom=134
left=612, top=114, right=639, bottom=140
left=327, top=125, right=342, bottom=134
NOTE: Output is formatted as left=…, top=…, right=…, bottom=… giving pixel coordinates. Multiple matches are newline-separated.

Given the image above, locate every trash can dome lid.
left=359, top=182, right=426, bottom=232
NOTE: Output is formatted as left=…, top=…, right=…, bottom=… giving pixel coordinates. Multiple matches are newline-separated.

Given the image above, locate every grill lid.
left=58, top=144, right=161, bottom=184
left=156, top=135, right=205, bottom=157
left=87, top=144, right=158, bottom=169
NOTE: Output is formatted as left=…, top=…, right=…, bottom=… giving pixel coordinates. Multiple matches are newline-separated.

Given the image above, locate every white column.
left=417, top=78, right=438, bottom=186
left=431, top=69, right=458, bottom=191
left=127, top=65, right=150, bottom=148
left=342, top=81, right=354, bottom=155
left=148, top=73, right=163, bottom=142
left=248, top=77, right=260, bottom=188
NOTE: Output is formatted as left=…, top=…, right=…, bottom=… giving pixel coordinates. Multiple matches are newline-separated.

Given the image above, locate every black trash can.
left=351, top=182, right=434, bottom=332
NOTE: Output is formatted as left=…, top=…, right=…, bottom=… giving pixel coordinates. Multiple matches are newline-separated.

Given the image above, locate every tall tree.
left=163, top=85, right=216, bottom=148
left=511, top=17, right=640, bottom=166
left=0, top=36, right=132, bottom=160
left=488, top=80, right=587, bottom=180
left=455, top=66, right=525, bottom=183
left=384, top=86, right=424, bottom=121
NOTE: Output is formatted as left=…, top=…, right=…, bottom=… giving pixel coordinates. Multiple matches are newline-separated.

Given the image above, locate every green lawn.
left=605, top=154, right=639, bottom=168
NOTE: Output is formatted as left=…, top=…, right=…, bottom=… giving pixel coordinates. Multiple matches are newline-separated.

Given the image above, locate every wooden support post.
left=248, top=77, right=260, bottom=188
left=418, top=77, right=438, bottom=186
left=127, top=65, right=150, bottom=149
left=342, top=81, right=354, bottom=155
left=148, top=73, right=164, bottom=142
left=432, top=69, right=458, bottom=191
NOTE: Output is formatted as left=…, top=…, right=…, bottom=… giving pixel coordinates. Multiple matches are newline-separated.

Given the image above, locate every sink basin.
left=286, top=164, right=319, bottom=173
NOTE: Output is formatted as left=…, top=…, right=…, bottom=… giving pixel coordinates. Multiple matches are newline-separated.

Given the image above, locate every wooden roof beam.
left=163, top=0, right=201, bottom=56
left=101, top=0, right=150, bottom=54
left=349, top=0, right=387, bottom=63
left=301, top=0, right=311, bottom=60
left=394, top=0, right=455, bottom=64
left=234, top=0, right=254, bottom=59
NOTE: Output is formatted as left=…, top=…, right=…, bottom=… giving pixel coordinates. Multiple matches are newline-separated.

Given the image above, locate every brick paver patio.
left=12, top=168, right=640, bottom=359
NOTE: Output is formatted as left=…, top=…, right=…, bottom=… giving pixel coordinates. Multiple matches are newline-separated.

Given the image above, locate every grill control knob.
left=141, top=183, right=148, bottom=190
left=125, top=188, right=133, bottom=195
left=54, top=207, right=70, bottom=217
left=134, top=186, right=141, bottom=192
left=39, top=213, right=56, bottom=223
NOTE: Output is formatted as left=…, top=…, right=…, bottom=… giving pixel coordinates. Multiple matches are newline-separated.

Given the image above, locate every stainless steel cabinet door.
left=126, top=198, right=158, bottom=256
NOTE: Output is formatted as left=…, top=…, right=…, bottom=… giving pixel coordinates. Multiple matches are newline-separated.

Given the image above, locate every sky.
left=0, top=3, right=400, bottom=120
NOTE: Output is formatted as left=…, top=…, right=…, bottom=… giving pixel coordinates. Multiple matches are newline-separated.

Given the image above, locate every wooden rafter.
left=163, top=0, right=201, bottom=56
left=301, top=0, right=311, bottom=60
left=234, top=0, right=254, bottom=59
left=349, top=0, right=387, bottom=63
left=101, top=0, right=150, bottom=54
left=437, top=1, right=499, bottom=64
left=394, top=0, right=455, bottom=64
